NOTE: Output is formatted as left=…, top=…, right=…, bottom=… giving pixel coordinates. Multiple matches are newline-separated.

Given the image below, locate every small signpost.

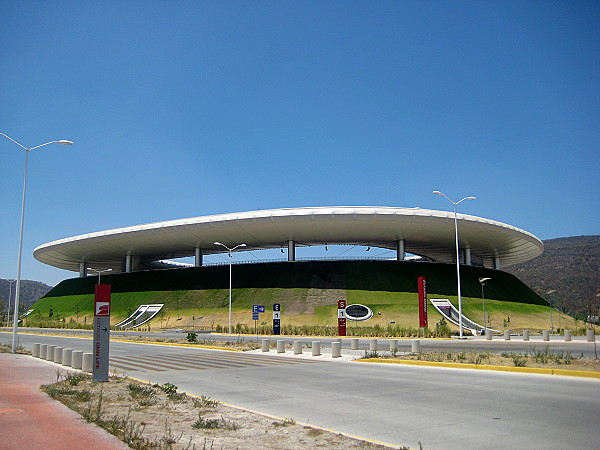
left=252, top=305, right=265, bottom=341
left=338, top=300, right=347, bottom=336
left=93, top=284, right=111, bottom=382
left=273, top=303, right=281, bottom=335
left=418, top=277, right=428, bottom=333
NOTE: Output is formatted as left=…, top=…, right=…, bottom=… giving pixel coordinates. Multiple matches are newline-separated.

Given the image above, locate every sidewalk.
left=0, top=353, right=128, bottom=450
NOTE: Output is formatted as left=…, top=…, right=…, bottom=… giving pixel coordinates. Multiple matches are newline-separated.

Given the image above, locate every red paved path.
left=0, top=353, right=129, bottom=450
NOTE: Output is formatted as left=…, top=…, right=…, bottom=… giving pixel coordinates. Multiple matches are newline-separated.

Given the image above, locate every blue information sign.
left=252, top=312, right=259, bottom=320
left=258, top=305, right=266, bottom=313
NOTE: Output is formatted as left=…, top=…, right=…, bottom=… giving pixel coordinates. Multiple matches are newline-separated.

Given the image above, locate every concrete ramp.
left=430, top=299, right=497, bottom=335
left=115, top=304, right=164, bottom=329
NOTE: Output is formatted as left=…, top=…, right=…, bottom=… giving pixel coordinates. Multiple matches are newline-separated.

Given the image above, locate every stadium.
left=30, top=206, right=553, bottom=333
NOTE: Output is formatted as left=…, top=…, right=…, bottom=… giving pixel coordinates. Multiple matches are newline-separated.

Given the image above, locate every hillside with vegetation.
left=0, top=278, right=52, bottom=319
left=506, top=235, right=599, bottom=318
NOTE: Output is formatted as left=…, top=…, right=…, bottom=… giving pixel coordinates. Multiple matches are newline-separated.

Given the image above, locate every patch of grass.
left=272, top=418, right=296, bottom=427
left=193, top=395, right=219, bottom=408
left=192, top=414, right=241, bottom=430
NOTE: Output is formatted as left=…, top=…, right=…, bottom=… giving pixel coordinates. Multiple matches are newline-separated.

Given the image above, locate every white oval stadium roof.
left=33, top=206, right=543, bottom=273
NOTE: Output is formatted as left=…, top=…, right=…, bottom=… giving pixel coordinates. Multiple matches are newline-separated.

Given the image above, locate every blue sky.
left=1, top=1, right=598, bottom=286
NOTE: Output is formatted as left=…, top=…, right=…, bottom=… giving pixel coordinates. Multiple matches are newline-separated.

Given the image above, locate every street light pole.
left=87, top=268, right=113, bottom=285
left=214, top=242, right=246, bottom=334
left=433, top=190, right=476, bottom=338
left=546, top=289, right=556, bottom=334
left=2, top=133, right=74, bottom=352
left=479, top=277, right=491, bottom=335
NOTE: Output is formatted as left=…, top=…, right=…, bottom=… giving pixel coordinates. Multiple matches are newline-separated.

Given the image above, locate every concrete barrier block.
left=277, top=340, right=285, bottom=353
left=261, top=339, right=270, bottom=352
left=332, top=342, right=341, bottom=358
left=39, top=344, right=47, bottom=360
left=62, top=348, right=73, bottom=367
left=312, top=341, right=321, bottom=356
left=564, top=330, right=572, bottom=342
left=486, top=331, right=492, bottom=340
left=54, top=347, right=64, bottom=364
left=350, top=338, right=359, bottom=350
left=32, top=343, right=40, bottom=358
left=411, top=339, right=420, bottom=353
left=46, top=345, right=56, bottom=361
left=369, top=339, right=378, bottom=351
left=523, top=329, right=530, bottom=341
left=293, top=340, right=302, bottom=355
left=504, top=330, right=511, bottom=341
left=543, top=330, right=550, bottom=341
left=71, top=350, right=83, bottom=369
left=82, top=353, right=93, bottom=372
left=587, top=329, right=595, bottom=343
left=389, top=339, right=398, bottom=352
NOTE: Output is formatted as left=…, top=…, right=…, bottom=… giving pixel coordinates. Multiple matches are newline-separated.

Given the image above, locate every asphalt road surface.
left=4, top=331, right=599, bottom=449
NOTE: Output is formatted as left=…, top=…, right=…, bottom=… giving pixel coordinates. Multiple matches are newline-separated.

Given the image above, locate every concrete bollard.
left=277, top=340, right=285, bottom=354
left=46, top=345, right=56, bottom=361
left=39, top=344, right=47, bottom=360
left=71, top=350, right=83, bottom=369
left=543, top=330, right=550, bottom=341
left=261, top=339, right=270, bottom=352
left=332, top=342, right=341, bottom=358
left=82, top=353, right=93, bottom=372
left=504, top=330, right=511, bottom=341
left=33, top=343, right=40, bottom=358
left=486, top=331, right=493, bottom=340
left=411, top=339, right=421, bottom=353
left=389, top=339, right=398, bottom=352
left=351, top=338, right=359, bottom=350
left=62, top=348, right=73, bottom=367
left=523, top=329, right=530, bottom=341
left=587, top=329, right=596, bottom=343
left=54, top=347, right=64, bottom=364
left=564, top=330, right=572, bottom=342
left=369, top=339, right=378, bottom=351
left=312, top=341, right=321, bottom=356
left=293, top=341, right=302, bottom=355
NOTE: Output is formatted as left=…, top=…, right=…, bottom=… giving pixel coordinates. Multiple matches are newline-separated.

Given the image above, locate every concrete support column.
left=396, top=239, right=405, bottom=261
left=72, top=351, right=83, bottom=369
left=464, top=247, right=472, bottom=266
left=411, top=339, right=421, bottom=353
left=523, top=329, right=530, bottom=341
left=312, top=341, right=321, bottom=356
left=287, top=240, right=295, bottom=261
left=564, top=330, right=572, bottom=341
left=62, top=348, right=73, bottom=367
left=493, top=256, right=501, bottom=270
left=79, top=259, right=87, bottom=278
left=277, top=340, right=285, bottom=353
left=261, top=339, right=270, bottom=352
left=195, top=247, right=203, bottom=267
left=587, top=329, right=596, bottom=343
left=33, top=343, right=40, bottom=358
left=125, top=253, right=132, bottom=273
left=293, top=341, right=302, bottom=355
left=351, top=338, right=359, bottom=350
left=332, top=342, right=341, bottom=358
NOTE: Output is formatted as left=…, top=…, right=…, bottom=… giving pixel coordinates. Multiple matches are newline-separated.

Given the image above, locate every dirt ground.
left=42, top=373, right=398, bottom=450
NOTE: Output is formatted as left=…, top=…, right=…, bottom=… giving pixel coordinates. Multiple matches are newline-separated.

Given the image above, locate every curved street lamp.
left=87, top=268, right=113, bottom=285
left=433, top=190, right=476, bottom=338
left=214, top=242, right=246, bottom=334
left=1, top=133, right=74, bottom=352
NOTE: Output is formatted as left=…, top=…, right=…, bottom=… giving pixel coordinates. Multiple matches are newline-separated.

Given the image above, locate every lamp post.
left=433, top=190, right=476, bottom=338
left=5, top=279, right=15, bottom=327
left=479, top=277, right=492, bottom=335
left=2, top=133, right=74, bottom=352
left=214, top=241, right=246, bottom=334
left=87, top=268, right=113, bottom=285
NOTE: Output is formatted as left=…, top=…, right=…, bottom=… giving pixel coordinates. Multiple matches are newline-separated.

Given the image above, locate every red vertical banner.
left=338, top=299, right=347, bottom=336
left=418, top=277, right=428, bottom=328
left=94, top=284, right=111, bottom=315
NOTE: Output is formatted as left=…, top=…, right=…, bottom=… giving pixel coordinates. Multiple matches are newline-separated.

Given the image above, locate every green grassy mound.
left=28, top=260, right=562, bottom=332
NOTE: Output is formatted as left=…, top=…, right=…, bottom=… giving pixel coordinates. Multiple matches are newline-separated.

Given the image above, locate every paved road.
left=4, top=331, right=599, bottom=449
